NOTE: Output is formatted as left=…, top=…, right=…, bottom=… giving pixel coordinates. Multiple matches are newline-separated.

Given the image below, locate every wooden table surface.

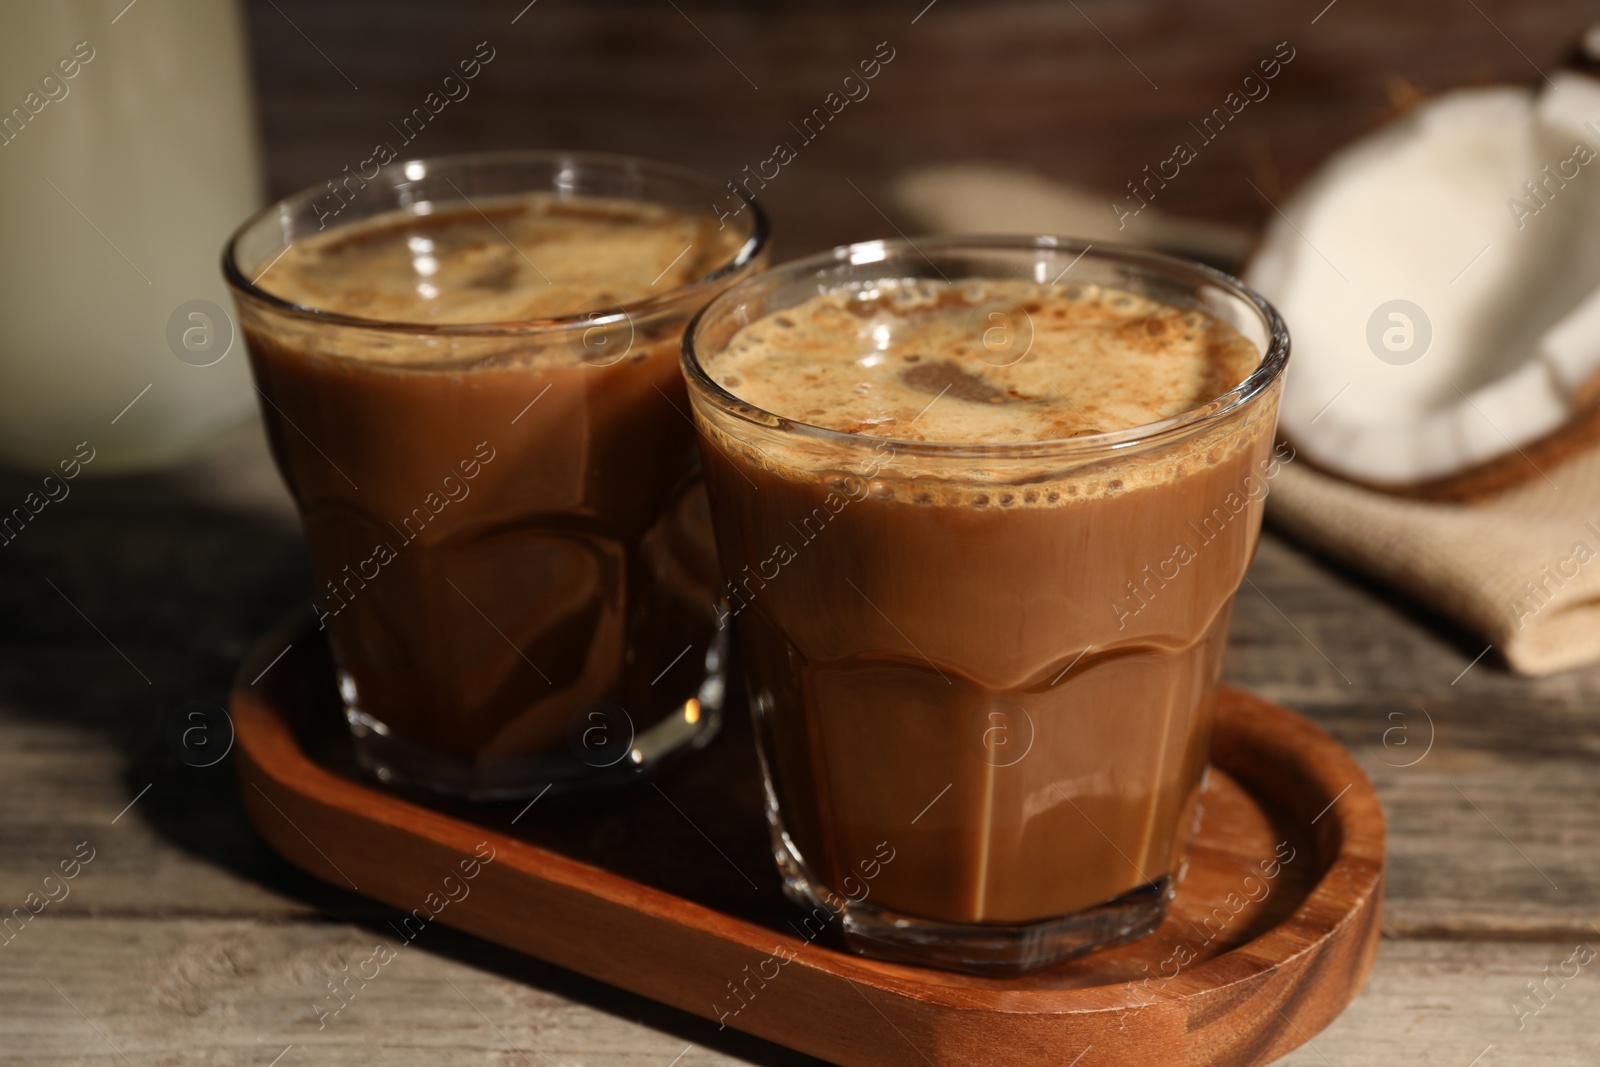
left=7, top=424, right=1599, bottom=1067
left=5, top=1, right=1599, bottom=1063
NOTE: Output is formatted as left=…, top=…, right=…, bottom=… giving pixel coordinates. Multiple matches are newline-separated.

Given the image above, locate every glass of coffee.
left=682, top=237, right=1288, bottom=973
left=223, top=151, right=768, bottom=798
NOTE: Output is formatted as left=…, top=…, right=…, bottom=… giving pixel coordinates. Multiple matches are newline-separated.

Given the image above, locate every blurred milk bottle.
left=0, top=0, right=263, bottom=473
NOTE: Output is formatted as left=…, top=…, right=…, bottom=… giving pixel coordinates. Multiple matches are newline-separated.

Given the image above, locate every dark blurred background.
left=242, top=0, right=1592, bottom=256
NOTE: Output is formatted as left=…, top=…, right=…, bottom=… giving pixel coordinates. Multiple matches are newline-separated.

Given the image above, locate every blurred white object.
left=1247, top=74, right=1600, bottom=487
left=0, top=0, right=263, bottom=474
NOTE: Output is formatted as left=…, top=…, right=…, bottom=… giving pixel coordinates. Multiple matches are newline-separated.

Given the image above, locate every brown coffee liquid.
left=246, top=194, right=744, bottom=763
left=697, top=281, right=1274, bottom=924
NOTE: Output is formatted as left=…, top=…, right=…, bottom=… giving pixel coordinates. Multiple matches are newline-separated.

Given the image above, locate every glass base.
left=344, top=636, right=727, bottom=801
left=768, top=816, right=1173, bottom=976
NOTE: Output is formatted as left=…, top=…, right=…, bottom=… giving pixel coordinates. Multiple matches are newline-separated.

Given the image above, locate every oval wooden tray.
left=232, top=612, right=1383, bottom=1066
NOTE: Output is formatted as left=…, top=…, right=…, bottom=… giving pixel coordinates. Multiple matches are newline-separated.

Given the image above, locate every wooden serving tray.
left=232, top=613, right=1384, bottom=1066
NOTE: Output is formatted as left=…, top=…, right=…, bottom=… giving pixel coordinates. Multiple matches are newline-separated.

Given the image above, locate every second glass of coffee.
left=683, top=238, right=1288, bottom=973
left=224, top=151, right=768, bottom=798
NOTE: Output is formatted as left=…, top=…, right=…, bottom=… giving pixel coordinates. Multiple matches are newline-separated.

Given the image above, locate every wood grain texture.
left=2, top=0, right=1599, bottom=1061
left=241, top=0, right=1598, bottom=257
left=230, top=616, right=1384, bottom=1067
left=3, top=923, right=1594, bottom=1067
left=2, top=421, right=1598, bottom=1062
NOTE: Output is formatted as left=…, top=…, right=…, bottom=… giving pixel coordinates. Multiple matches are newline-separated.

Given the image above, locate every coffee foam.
left=258, top=192, right=743, bottom=327
left=698, top=280, right=1271, bottom=505
left=711, top=280, right=1259, bottom=443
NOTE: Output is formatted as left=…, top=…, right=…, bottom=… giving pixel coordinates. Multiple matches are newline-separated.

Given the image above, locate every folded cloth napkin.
left=1268, top=448, right=1600, bottom=675
left=892, top=165, right=1600, bottom=675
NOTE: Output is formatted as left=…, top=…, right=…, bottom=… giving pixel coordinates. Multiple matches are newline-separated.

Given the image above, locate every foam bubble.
left=259, top=192, right=743, bottom=327
left=708, top=280, right=1260, bottom=444
left=697, top=280, right=1272, bottom=506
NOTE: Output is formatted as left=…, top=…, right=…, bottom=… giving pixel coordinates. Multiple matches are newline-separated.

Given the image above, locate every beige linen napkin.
left=1269, top=450, right=1600, bottom=675
left=893, top=165, right=1600, bottom=674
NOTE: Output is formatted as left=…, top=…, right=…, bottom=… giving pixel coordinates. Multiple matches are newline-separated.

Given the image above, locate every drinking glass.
left=682, top=237, right=1288, bottom=972
left=225, top=150, right=768, bottom=798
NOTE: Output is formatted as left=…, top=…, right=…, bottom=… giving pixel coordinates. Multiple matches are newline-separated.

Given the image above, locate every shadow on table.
left=0, top=424, right=820, bottom=1067
left=1263, top=516, right=1494, bottom=668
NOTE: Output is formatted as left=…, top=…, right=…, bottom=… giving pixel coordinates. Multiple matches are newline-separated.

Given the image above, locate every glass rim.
left=221, top=148, right=771, bottom=337
left=681, top=235, right=1291, bottom=460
